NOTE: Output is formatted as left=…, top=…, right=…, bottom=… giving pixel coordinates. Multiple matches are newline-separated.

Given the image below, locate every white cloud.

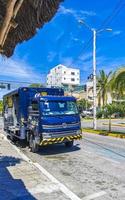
left=63, top=51, right=125, bottom=76
left=0, top=56, right=46, bottom=99
left=80, top=10, right=96, bottom=16
left=72, top=38, right=79, bottom=42
left=55, top=31, right=65, bottom=41
left=59, top=6, right=75, bottom=16
left=70, top=34, right=85, bottom=44
left=51, top=52, right=125, bottom=85
left=60, top=57, right=74, bottom=66
left=47, top=52, right=57, bottom=62
left=58, top=5, right=96, bottom=21
left=112, top=30, right=122, bottom=36
left=79, top=52, right=92, bottom=61
left=0, top=56, right=42, bottom=82
left=73, top=38, right=84, bottom=45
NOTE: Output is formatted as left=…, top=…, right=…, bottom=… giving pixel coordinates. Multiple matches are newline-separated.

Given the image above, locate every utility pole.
left=93, top=29, right=97, bottom=129
left=79, top=20, right=112, bottom=130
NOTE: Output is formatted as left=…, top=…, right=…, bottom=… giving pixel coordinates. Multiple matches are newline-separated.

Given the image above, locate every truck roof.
left=39, top=96, right=76, bottom=101
left=3, top=87, right=64, bottom=98
left=3, top=88, right=19, bottom=98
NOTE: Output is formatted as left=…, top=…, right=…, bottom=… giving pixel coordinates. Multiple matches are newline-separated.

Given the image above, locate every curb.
left=103, top=123, right=125, bottom=128
left=82, top=129, right=125, bottom=139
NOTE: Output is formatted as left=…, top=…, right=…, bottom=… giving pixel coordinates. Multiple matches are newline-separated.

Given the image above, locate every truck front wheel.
left=65, top=140, right=74, bottom=148
left=29, top=135, right=39, bottom=153
left=10, top=133, right=17, bottom=143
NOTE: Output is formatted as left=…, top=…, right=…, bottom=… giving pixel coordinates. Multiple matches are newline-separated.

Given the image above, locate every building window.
left=71, top=72, right=75, bottom=75
left=77, top=78, right=79, bottom=80
left=71, top=78, right=75, bottom=81
left=64, top=78, right=66, bottom=80
left=64, top=71, right=66, bottom=74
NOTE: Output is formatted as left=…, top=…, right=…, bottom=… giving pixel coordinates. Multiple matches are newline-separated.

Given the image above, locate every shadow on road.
left=0, top=156, right=36, bottom=200
left=37, top=143, right=81, bottom=156
left=8, top=137, right=81, bottom=156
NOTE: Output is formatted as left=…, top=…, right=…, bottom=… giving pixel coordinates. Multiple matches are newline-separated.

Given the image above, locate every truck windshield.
left=40, top=101, right=78, bottom=116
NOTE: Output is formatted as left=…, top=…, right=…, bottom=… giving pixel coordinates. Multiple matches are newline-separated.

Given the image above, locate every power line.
left=70, top=0, right=125, bottom=68
left=0, top=79, right=41, bottom=84
left=98, top=0, right=125, bottom=29
left=0, top=70, right=42, bottom=76
left=79, top=4, right=124, bottom=55
left=106, top=3, right=125, bottom=25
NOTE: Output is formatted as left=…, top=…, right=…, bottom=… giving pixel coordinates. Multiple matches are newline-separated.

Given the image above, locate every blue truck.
left=3, top=87, right=82, bottom=152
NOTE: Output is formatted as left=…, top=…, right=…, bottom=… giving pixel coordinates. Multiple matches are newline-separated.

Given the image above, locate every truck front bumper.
left=39, top=130, right=82, bottom=146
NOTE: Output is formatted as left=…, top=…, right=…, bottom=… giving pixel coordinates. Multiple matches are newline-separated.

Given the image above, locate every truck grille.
left=42, top=122, right=80, bottom=129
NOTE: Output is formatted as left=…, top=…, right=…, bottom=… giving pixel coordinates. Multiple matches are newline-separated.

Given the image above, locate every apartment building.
left=47, top=64, right=80, bottom=89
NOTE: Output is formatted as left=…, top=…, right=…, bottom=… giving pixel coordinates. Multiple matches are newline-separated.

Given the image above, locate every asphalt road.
left=81, top=119, right=125, bottom=133
left=2, top=116, right=125, bottom=200
left=18, top=133, right=125, bottom=200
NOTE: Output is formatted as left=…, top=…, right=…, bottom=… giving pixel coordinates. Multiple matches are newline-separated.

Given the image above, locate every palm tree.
left=111, top=67, right=125, bottom=99
left=97, top=70, right=112, bottom=107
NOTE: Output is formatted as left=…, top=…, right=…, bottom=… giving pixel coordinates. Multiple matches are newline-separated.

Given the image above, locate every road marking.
left=34, top=162, right=81, bottom=200
left=83, top=191, right=106, bottom=200
left=101, top=156, right=120, bottom=164
left=82, top=149, right=120, bottom=165
left=29, top=184, right=60, bottom=194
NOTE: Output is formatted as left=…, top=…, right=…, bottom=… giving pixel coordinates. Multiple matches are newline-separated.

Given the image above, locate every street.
left=18, top=132, right=125, bottom=199
left=1, top=115, right=125, bottom=200
left=82, top=119, right=125, bottom=133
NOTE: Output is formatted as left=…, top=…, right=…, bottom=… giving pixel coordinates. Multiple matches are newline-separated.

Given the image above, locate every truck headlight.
left=77, top=130, right=82, bottom=135
left=42, top=132, right=52, bottom=138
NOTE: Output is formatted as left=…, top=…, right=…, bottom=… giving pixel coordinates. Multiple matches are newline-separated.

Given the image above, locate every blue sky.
left=0, top=0, right=125, bottom=86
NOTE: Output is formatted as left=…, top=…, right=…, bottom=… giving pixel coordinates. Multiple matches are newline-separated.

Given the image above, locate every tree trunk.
left=98, top=93, right=101, bottom=108
left=102, top=92, right=105, bottom=107
left=109, top=116, right=111, bottom=132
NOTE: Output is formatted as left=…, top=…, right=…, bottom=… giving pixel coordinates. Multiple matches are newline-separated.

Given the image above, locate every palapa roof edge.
left=0, top=0, right=63, bottom=57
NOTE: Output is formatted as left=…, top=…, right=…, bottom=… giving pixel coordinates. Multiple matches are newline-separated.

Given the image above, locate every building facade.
left=47, top=64, right=80, bottom=89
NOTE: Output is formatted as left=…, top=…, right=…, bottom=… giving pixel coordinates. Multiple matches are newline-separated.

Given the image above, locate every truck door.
left=28, top=100, right=39, bottom=134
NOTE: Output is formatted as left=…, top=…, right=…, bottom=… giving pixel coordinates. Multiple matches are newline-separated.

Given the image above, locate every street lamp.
left=79, top=19, right=112, bottom=130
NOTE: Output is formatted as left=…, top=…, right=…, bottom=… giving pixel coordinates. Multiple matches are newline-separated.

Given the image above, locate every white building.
left=86, top=80, right=112, bottom=105
left=47, top=64, right=80, bottom=89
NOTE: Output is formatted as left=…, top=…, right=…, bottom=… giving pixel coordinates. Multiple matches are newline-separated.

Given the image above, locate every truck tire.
left=29, top=135, right=39, bottom=153
left=10, top=133, right=17, bottom=143
left=65, top=140, right=74, bottom=148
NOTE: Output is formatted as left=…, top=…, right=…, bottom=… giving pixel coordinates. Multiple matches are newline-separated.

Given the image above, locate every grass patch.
left=81, top=118, right=125, bottom=121
left=82, top=128, right=108, bottom=135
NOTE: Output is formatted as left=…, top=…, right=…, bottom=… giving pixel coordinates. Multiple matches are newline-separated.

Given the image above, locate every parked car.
left=81, top=110, right=93, bottom=118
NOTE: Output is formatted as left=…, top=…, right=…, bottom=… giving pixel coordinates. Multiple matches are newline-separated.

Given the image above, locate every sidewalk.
left=0, top=131, right=70, bottom=200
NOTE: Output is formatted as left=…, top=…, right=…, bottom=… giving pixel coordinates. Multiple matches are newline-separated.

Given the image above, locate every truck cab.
left=3, top=87, right=82, bottom=152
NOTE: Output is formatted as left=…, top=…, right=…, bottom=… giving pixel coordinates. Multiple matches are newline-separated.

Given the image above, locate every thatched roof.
left=0, top=0, right=63, bottom=57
